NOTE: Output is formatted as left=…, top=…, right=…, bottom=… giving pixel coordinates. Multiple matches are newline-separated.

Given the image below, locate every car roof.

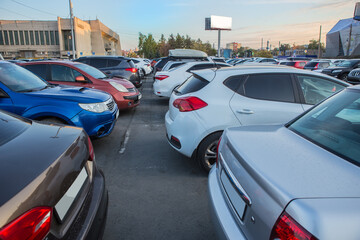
left=169, top=49, right=208, bottom=58
left=76, top=55, right=131, bottom=60
left=18, top=60, right=81, bottom=66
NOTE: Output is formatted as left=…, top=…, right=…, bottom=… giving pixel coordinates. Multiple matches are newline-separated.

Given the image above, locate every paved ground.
left=93, top=75, right=217, bottom=240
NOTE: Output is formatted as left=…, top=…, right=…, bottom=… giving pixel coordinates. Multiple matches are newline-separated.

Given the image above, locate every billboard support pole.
left=218, top=30, right=221, bottom=57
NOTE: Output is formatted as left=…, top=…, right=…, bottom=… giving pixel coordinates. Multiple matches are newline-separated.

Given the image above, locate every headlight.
left=79, top=102, right=108, bottom=113
left=332, top=69, right=342, bottom=73
left=109, top=82, right=129, bottom=92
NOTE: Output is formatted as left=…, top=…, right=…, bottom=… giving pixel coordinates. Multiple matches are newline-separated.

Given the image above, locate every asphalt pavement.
left=93, top=75, right=217, bottom=240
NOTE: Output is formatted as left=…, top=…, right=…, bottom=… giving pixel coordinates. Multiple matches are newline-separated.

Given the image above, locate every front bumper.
left=208, top=167, right=247, bottom=240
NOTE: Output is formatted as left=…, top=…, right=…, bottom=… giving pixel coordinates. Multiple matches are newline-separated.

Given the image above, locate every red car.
left=19, top=61, right=142, bottom=110
left=279, top=60, right=308, bottom=69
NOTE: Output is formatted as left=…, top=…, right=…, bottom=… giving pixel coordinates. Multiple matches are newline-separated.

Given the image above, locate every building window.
left=62, top=30, right=73, bottom=51
left=45, top=31, right=50, bottom=45
left=39, top=31, right=45, bottom=45
left=55, top=31, right=59, bottom=45
left=8, top=31, right=14, bottom=45
left=50, top=31, right=55, bottom=45
left=24, top=31, right=29, bottom=45
left=3, top=31, right=9, bottom=45
left=19, top=31, right=24, bottom=45
left=0, top=31, right=4, bottom=45
left=14, top=31, right=19, bottom=45
left=35, top=31, right=40, bottom=45
left=30, top=31, right=34, bottom=45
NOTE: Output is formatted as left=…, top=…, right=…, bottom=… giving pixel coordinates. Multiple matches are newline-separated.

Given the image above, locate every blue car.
left=0, top=61, right=118, bottom=138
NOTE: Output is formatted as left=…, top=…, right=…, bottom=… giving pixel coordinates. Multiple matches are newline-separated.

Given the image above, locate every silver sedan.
left=209, top=85, right=360, bottom=239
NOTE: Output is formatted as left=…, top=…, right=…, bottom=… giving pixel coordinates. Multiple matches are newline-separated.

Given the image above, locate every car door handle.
left=237, top=109, right=254, bottom=114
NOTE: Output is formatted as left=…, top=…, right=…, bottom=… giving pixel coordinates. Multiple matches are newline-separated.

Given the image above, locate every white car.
left=153, top=61, right=230, bottom=97
left=131, top=58, right=152, bottom=75
left=161, top=61, right=186, bottom=72
left=165, top=65, right=350, bottom=171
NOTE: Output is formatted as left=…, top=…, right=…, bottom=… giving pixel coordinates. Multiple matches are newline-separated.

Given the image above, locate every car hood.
left=24, top=85, right=110, bottom=103
left=224, top=125, right=360, bottom=205
left=106, top=77, right=135, bottom=88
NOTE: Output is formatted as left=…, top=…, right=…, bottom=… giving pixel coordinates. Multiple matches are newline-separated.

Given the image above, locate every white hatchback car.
left=131, top=58, right=152, bottom=75
left=165, top=65, right=350, bottom=171
left=153, top=61, right=230, bottom=97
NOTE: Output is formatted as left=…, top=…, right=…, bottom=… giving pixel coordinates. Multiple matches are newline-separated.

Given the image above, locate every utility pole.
left=279, top=41, right=281, bottom=56
left=218, top=30, right=221, bottom=57
left=69, top=0, right=76, bottom=59
left=261, top=38, right=263, bottom=50
left=318, top=25, right=322, bottom=58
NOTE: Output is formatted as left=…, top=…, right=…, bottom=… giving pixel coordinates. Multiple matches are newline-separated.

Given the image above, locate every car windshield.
left=289, top=89, right=360, bottom=166
left=338, top=60, right=358, bottom=68
left=75, top=63, right=108, bottom=79
left=0, top=62, right=47, bottom=92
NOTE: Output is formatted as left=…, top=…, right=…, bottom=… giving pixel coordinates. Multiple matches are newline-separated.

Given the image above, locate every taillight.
left=125, top=68, right=138, bottom=73
left=173, top=97, right=208, bottom=112
left=155, top=75, right=169, bottom=81
left=314, top=63, right=319, bottom=70
left=215, top=136, right=222, bottom=168
left=88, top=136, right=94, bottom=161
left=270, top=212, right=318, bottom=240
left=0, top=207, right=52, bottom=240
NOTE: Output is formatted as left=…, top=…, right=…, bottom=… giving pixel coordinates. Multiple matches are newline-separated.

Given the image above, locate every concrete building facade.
left=0, top=17, right=122, bottom=59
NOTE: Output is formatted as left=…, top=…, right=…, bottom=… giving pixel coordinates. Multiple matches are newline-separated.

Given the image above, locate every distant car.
left=303, top=60, right=331, bottom=71
left=209, top=84, right=360, bottom=240
left=346, top=68, right=360, bottom=84
left=250, top=58, right=278, bottom=64
left=0, top=110, right=108, bottom=240
left=131, top=58, right=152, bottom=75
left=0, top=61, right=118, bottom=138
left=279, top=60, right=308, bottom=69
left=153, top=61, right=231, bottom=98
left=165, top=65, right=350, bottom=171
left=20, top=61, right=141, bottom=110
left=322, top=59, right=360, bottom=80
left=74, top=56, right=142, bottom=88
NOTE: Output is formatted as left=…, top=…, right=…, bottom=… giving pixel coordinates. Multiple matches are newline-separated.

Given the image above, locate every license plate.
left=221, top=170, right=246, bottom=220
left=116, top=110, right=119, bottom=119
left=55, top=168, right=88, bottom=221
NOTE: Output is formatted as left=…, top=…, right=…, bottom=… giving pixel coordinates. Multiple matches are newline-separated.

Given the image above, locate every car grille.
left=105, top=98, right=115, bottom=111
left=127, top=87, right=136, bottom=92
left=350, top=71, right=360, bottom=77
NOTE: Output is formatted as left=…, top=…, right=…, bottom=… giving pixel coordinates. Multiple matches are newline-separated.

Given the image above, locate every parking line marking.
left=119, top=129, right=131, bottom=154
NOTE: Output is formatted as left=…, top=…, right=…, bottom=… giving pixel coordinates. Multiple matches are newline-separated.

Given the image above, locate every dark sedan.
left=0, top=110, right=108, bottom=240
left=322, top=59, right=360, bottom=80
left=347, top=68, right=360, bottom=84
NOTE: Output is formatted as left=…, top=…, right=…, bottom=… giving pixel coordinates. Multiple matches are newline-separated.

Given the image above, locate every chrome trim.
left=219, top=152, right=252, bottom=206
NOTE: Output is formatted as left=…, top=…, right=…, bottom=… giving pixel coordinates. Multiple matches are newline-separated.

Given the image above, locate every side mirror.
left=75, top=76, right=87, bottom=82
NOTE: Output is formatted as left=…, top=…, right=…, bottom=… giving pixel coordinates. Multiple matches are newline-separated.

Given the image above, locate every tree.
left=138, top=33, right=158, bottom=59
left=308, top=39, right=325, bottom=51
left=175, top=34, right=184, bottom=48
left=254, top=50, right=273, bottom=58
left=168, top=34, right=176, bottom=49
left=279, top=44, right=291, bottom=56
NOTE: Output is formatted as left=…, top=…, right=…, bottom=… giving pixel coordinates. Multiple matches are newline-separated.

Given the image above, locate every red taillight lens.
left=0, top=207, right=52, bottom=240
left=88, top=136, right=95, bottom=161
left=155, top=75, right=169, bottom=81
left=314, top=63, right=319, bottom=70
left=215, top=136, right=222, bottom=168
left=173, top=97, right=208, bottom=112
left=270, top=212, right=318, bottom=240
left=125, top=68, right=138, bottom=73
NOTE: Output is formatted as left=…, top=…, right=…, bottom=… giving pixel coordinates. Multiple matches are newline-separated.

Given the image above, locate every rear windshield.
left=176, top=74, right=209, bottom=95
left=305, top=62, right=318, bottom=67
left=282, top=62, right=296, bottom=66
left=289, top=89, right=360, bottom=166
left=0, top=111, right=30, bottom=147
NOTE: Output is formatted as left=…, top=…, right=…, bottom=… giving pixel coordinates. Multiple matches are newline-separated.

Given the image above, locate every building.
left=0, top=17, right=122, bottom=59
left=326, top=18, right=360, bottom=57
left=226, top=42, right=241, bottom=51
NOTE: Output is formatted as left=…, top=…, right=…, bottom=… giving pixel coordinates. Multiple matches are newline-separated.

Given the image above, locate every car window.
left=305, top=62, right=318, bottom=67
left=223, top=75, right=244, bottom=92
left=23, top=64, right=47, bottom=80
left=296, top=75, right=346, bottom=105
left=241, top=74, right=295, bottom=102
left=107, top=59, right=120, bottom=67
left=188, top=64, right=215, bottom=72
left=89, top=59, right=107, bottom=68
left=176, top=74, right=209, bottom=95
left=299, top=62, right=306, bottom=67
left=132, top=59, right=140, bottom=64
left=51, top=65, right=75, bottom=82
left=119, top=60, right=132, bottom=68
left=170, top=62, right=185, bottom=69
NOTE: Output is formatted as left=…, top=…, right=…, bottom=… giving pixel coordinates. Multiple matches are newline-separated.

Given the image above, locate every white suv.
left=165, top=65, right=350, bottom=171
left=153, top=61, right=230, bottom=97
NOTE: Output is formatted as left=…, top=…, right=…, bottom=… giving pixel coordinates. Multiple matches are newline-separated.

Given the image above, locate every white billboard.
left=210, top=15, right=232, bottom=30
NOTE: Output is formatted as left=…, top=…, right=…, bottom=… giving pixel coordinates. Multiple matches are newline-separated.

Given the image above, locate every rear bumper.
left=113, top=91, right=141, bottom=110
left=208, top=167, right=247, bottom=240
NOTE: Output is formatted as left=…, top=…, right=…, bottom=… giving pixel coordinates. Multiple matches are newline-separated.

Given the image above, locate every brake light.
left=125, top=68, right=138, bottom=73
left=270, top=212, right=318, bottom=240
left=173, top=97, right=208, bottom=112
left=0, top=207, right=52, bottom=240
left=314, top=63, right=319, bottom=70
left=216, top=136, right=222, bottom=168
left=88, top=136, right=94, bottom=161
left=155, top=75, right=169, bottom=81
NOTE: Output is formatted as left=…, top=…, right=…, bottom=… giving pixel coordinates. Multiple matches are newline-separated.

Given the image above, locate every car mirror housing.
left=75, top=76, right=87, bottom=82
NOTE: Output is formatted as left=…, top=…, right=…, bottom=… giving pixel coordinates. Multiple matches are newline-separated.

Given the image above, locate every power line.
left=0, top=6, right=33, bottom=19
left=10, top=0, right=64, bottom=17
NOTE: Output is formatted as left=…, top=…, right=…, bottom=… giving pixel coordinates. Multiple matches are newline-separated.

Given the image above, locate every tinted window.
left=223, top=75, right=244, bottom=92
left=51, top=65, right=76, bottom=82
left=107, top=59, right=120, bottom=67
left=176, top=75, right=209, bottom=95
left=169, top=62, right=185, bottom=69
left=289, top=90, right=360, bottom=166
left=119, top=60, right=133, bottom=68
left=242, top=74, right=295, bottom=102
left=283, top=62, right=296, bottom=66
left=89, top=59, right=107, bottom=68
left=188, top=64, right=215, bottom=71
left=305, top=62, right=318, bottom=67
left=23, top=64, right=47, bottom=80
left=132, top=59, right=140, bottom=63
left=216, top=63, right=231, bottom=68
left=296, top=75, right=346, bottom=105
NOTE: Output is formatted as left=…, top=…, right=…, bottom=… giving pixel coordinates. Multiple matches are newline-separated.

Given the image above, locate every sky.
left=0, top=0, right=357, bottom=50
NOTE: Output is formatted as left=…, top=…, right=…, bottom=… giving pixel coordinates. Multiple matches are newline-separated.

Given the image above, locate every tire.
left=339, top=73, right=348, bottom=81
left=197, top=132, right=223, bottom=172
left=39, top=117, right=65, bottom=125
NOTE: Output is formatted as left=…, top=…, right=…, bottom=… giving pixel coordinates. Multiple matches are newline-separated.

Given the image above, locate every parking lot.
left=92, top=75, right=216, bottom=239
